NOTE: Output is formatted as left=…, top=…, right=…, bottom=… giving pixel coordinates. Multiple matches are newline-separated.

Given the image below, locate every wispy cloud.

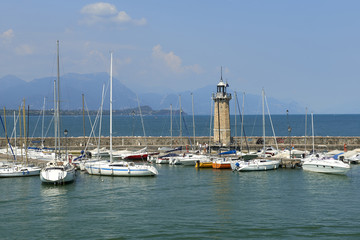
left=15, top=44, right=33, bottom=55
left=80, top=2, right=147, bottom=26
left=0, top=29, right=14, bottom=43
left=152, top=44, right=202, bottom=74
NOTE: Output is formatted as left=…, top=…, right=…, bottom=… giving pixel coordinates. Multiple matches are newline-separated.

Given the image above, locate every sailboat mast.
left=179, top=95, right=182, bottom=137
left=170, top=104, right=173, bottom=147
left=241, top=92, right=245, bottom=151
left=56, top=40, right=61, bottom=157
left=97, top=84, right=105, bottom=158
left=3, top=107, right=8, bottom=155
left=234, top=92, right=237, bottom=147
left=305, top=107, right=308, bottom=155
left=311, top=112, right=315, bottom=153
left=262, top=89, right=265, bottom=156
left=137, top=95, right=147, bottom=146
left=42, top=97, right=45, bottom=148
left=191, top=92, right=195, bottom=148
left=14, top=111, right=16, bottom=154
left=54, top=79, right=57, bottom=158
left=82, top=93, right=85, bottom=145
left=19, top=105, right=23, bottom=162
left=23, top=99, right=28, bottom=165
left=109, top=52, right=113, bottom=163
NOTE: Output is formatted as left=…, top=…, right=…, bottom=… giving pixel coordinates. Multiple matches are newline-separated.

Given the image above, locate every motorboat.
left=302, top=155, right=350, bottom=174
left=212, top=157, right=232, bottom=169
left=148, top=153, right=178, bottom=164
left=169, top=154, right=209, bottom=166
left=344, top=150, right=360, bottom=164
left=0, top=164, right=41, bottom=177
left=231, top=159, right=280, bottom=171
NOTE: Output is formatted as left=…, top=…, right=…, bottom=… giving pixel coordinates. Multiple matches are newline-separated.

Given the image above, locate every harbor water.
left=1, top=165, right=360, bottom=239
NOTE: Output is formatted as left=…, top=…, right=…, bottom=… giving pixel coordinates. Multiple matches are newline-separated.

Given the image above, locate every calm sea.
left=1, top=165, right=360, bottom=239
left=2, top=114, right=360, bottom=138
left=2, top=114, right=360, bottom=239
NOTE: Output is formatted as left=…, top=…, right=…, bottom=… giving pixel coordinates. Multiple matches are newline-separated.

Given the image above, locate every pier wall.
left=1, top=136, right=359, bottom=152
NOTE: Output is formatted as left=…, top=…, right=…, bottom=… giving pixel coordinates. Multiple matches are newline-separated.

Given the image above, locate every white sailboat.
left=232, top=89, right=280, bottom=172
left=40, top=40, right=76, bottom=184
left=0, top=104, right=41, bottom=178
left=85, top=52, right=158, bottom=177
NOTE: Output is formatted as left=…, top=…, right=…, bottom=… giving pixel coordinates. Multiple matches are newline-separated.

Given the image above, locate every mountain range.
left=0, top=73, right=304, bottom=115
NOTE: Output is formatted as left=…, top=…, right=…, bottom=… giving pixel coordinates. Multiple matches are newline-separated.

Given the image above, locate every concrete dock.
left=1, top=136, right=356, bottom=168
left=1, top=136, right=356, bottom=152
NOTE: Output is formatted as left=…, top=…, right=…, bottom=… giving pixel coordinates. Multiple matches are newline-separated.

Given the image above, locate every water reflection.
left=210, top=170, right=235, bottom=222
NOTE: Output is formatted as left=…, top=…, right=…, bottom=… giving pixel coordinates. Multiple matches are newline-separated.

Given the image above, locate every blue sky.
left=1, top=0, right=360, bottom=113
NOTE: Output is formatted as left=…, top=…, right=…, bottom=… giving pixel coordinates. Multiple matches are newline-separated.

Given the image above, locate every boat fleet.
left=0, top=44, right=356, bottom=183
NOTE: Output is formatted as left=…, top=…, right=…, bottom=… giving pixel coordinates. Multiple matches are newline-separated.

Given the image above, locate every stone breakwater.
left=1, top=136, right=359, bottom=152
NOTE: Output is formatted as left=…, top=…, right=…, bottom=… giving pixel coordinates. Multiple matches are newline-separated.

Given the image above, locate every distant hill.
left=0, top=73, right=305, bottom=115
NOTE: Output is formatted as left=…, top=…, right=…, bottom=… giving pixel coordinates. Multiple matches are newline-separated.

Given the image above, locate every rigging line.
left=235, top=92, right=250, bottom=152
left=181, top=113, right=193, bottom=148
left=83, top=104, right=103, bottom=153
left=137, top=94, right=147, bottom=146
left=265, top=94, right=279, bottom=150
left=208, top=96, right=213, bottom=150
left=84, top=79, right=109, bottom=152
left=44, top=115, right=54, bottom=138
left=0, top=115, right=16, bottom=161
left=171, top=100, right=180, bottom=136
left=250, top=98, right=262, bottom=136
left=31, top=106, right=44, bottom=139
left=9, top=108, right=21, bottom=140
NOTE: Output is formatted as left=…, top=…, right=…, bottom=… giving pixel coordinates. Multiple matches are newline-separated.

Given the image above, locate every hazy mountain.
left=0, top=73, right=305, bottom=115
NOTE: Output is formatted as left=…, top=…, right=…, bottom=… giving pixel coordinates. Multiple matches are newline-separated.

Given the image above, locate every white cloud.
left=1, top=29, right=14, bottom=43
left=80, top=2, right=117, bottom=16
left=15, top=44, right=33, bottom=55
left=133, top=18, right=147, bottom=26
left=152, top=44, right=202, bottom=74
left=80, top=2, right=147, bottom=26
left=112, top=11, right=131, bottom=23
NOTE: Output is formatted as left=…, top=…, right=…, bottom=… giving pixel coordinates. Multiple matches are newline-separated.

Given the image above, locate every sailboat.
left=40, top=40, right=76, bottom=184
left=231, top=89, right=280, bottom=172
left=0, top=104, right=41, bottom=178
left=85, top=52, right=158, bottom=177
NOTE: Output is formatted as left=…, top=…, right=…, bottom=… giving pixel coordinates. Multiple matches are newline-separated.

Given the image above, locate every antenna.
left=220, top=66, right=223, bottom=81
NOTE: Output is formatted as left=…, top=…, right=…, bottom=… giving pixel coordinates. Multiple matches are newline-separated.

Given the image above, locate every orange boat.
left=212, top=158, right=232, bottom=169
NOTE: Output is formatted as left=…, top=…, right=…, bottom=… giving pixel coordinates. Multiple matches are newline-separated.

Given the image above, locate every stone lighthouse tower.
left=212, top=69, right=232, bottom=146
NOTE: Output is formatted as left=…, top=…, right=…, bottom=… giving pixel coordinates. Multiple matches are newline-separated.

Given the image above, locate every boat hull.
left=212, top=161, right=231, bottom=169
left=85, top=162, right=158, bottom=177
left=156, top=158, right=170, bottom=164
left=231, top=160, right=280, bottom=171
left=302, top=161, right=350, bottom=174
left=40, top=164, right=76, bottom=184
left=0, top=167, right=41, bottom=177
left=195, top=161, right=213, bottom=168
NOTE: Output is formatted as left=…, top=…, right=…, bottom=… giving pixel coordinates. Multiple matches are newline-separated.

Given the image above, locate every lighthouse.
left=212, top=69, right=232, bottom=146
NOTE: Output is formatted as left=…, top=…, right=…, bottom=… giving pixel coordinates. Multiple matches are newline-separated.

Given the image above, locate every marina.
left=3, top=1, right=360, bottom=239
left=1, top=163, right=360, bottom=239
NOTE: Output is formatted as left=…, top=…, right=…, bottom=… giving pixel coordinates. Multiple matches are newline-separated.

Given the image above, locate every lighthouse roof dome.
left=217, top=80, right=227, bottom=87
